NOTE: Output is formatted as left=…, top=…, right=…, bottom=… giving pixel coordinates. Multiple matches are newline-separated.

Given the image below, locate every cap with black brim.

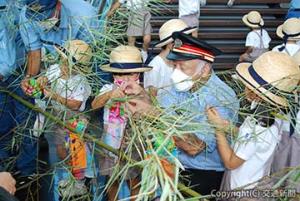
left=166, top=51, right=201, bottom=61
left=167, top=32, right=223, bottom=63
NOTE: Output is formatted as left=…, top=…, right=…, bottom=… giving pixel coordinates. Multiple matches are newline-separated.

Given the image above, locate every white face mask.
left=171, top=69, right=194, bottom=92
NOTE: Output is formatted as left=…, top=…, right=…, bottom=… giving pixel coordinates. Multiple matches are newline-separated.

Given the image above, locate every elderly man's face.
left=173, top=59, right=200, bottom=77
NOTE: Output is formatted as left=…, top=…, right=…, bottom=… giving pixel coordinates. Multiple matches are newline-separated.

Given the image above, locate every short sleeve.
left=263, top=30, right=271, bottom=48
left=74, top=11, right=99, bottom=44
left=144, top=57, right=161, bottom=88
left=98, top=84, right=114, bottom=96
left=45, top=64, right=61, bottom=82
left=245, top=32, right=256, bottom=47
left=19, top=7, right=42, bottom=51
left=234, top=137, right=257, bottom=161
left=233, top=120, right=258, bottom=160
left=0, top=28, right=16, bottom=78
left=68, top=78, right=91, bottom=102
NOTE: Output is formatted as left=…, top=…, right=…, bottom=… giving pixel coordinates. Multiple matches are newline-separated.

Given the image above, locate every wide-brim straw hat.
left=155, top=19, right=197, bottom=48
left=101, top=45, right=152, bottom=73
left=236, top=51, right=300, bottom=107
left=242, top=11, right=264, bottom=28
left=54, top=40, right=92, bottom=66
left=276, top=18, right=300, bottom=40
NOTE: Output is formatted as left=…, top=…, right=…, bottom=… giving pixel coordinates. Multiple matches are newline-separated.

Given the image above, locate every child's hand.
left=37, top=76, right=48, bottom=89
left=111, top=88, right=125, bottom=99
left=43, top=88, right=57, bottom=99
left=206, top=106, right=229, bottom=131
left=122, top=80, right=144, bottom=96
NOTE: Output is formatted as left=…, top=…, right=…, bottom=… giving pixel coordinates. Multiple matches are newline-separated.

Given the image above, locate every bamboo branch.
left=0, top=88, right=205, bottom=200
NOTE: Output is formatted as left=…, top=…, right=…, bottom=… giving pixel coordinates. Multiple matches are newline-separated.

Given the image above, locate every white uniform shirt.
left=230, top=116, right=281, bottom=189
left=245, top=29, right=271, bottom=48
left=45, top=64, right=91, bottom=112
left=119, top=0, right=150, bottom=9
left=144, top=55, right=174, bottom=98
left=179, top=0, right=201, bottom=17
left=272, top=43, right=300, bottom=56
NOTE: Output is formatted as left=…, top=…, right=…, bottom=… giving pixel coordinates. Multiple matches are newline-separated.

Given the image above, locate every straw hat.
left=101, top=45, right=152, bottom=73
left=155, top=19, right=197, bottom=48
left=242, top=11, right=264, bottom=28
left=276, top=18, right=300, bottom=40
left=292, top=51, right=300, bottom=66
left=54, top=40, right=92, bottom=66
left=236, top=51, right=300, bottom=107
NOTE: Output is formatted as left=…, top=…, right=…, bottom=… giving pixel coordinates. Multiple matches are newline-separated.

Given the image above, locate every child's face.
left=244, top=86, right=261, bottom=102
left=113, top=73, right=140, bottom=84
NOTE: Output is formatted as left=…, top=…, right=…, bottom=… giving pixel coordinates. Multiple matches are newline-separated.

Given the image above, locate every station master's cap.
left=166, top=32, right=222, bottom=63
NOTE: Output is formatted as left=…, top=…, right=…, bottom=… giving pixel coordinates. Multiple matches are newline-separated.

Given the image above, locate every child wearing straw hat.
left=144, top=19, right=196, bottom=99
left=270, top=51, right=300, bottom=196
left=36, top=40, right=93, bottom=198
left=91, top=45, right=152, bottom=201
left=239, top=11, right=271, bottom=62
left=207, top=52, right=300, bottom=196
left=272, top=18, right=300, bottom=56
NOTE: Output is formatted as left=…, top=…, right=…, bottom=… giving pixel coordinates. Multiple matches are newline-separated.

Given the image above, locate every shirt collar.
left=190, top=71, right=216, bottom=94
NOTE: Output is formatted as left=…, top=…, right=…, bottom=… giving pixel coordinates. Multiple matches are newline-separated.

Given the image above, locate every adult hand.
left=0, top=172, right=16, bottom=195
left=206, top=106, right=229, bottom=131
left=173, top=134, right=205, bottom=156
